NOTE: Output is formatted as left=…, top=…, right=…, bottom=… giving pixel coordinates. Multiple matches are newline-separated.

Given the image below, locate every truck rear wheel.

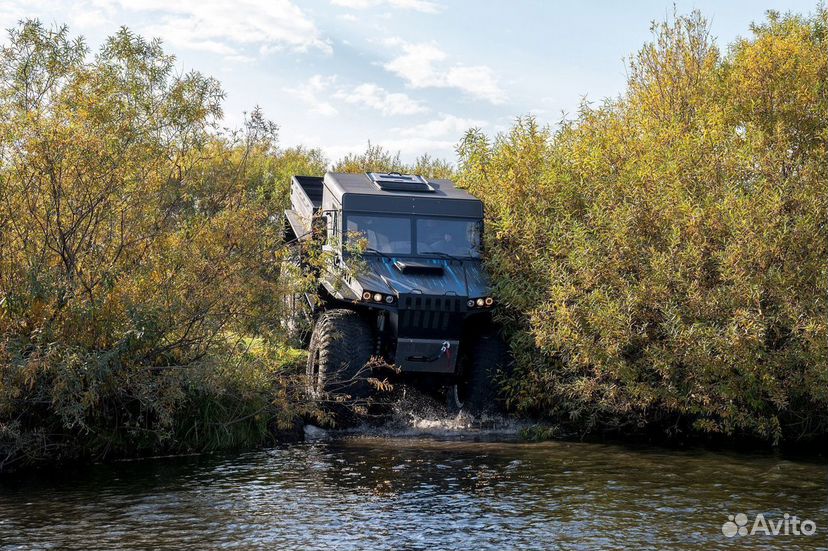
left=306, top=309, right=374, bottom=402
left=447, top=333, right=511, bottom=414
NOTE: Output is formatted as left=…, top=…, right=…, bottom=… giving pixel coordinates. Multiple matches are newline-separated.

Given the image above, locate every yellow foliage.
left=458, top=8, right=827, bottom=444
left=0, top=22, right=314, bottom=470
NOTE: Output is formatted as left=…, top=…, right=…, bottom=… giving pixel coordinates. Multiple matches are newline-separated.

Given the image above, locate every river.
left=1, top=409, right=826, bottom=550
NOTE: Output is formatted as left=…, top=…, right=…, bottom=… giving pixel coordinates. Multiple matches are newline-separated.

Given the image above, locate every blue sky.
left=1, top=0, right=818, bottom=163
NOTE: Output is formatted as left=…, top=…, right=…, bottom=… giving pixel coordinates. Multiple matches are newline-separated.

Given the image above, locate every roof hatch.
left=367, top=172, right=435, bottom=193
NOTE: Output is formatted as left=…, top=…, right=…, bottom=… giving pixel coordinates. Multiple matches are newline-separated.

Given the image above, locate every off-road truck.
left=284, top=171, right=509, bottom=412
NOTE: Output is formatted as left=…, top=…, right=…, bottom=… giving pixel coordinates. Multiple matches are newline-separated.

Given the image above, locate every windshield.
left=417, top=218, right=481, bottom=258
left=346, top=215, right=412, bottom=254
left=346, top=215, right=482, bottom=258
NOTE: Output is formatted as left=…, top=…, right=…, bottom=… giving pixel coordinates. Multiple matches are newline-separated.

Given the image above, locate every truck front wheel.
left=306, top=309, right=374, bottom=402
left=447, top=333, right=512, bottom=415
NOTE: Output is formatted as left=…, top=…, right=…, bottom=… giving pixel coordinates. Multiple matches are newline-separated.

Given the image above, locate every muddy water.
left=1, top=405, right=826, bottom=550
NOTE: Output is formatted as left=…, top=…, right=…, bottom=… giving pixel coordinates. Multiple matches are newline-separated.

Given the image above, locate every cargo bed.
left=285, top=175, right=323, bottom=241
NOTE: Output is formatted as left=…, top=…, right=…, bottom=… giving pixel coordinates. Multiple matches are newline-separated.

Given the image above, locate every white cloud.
left=0, top=0, right=116, bottom=31
left=377, top=136, right=456, bottom=156
left=397, top=114, right=486, bottom=138
left=335, top=83, right=427, bottom=116
left=285, top=78, right=425, bottom=118
left=383, top=41, right=444, bottom=81
left=286, top=115, right=471, bottom=162
left=67, top=3, right=112, bottom=29
left=1, top=1, right=331, bottom=58
left=331, top=0, right=441, bottom=13
left=318, top=116, right=487, bottom=162
left=382, top=40, right=506, bottom=104
left=285, top=74, right=339, bottom=117
left=112, top=0, right=331, bottom=57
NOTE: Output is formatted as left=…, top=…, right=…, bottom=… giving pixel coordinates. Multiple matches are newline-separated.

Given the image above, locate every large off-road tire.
left=447, top=332, right=512, bottom=414
left=306, top=309, right=374, bottom=402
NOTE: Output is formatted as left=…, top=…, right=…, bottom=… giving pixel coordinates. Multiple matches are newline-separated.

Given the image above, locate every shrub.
left=332, top=142, right=456, bottom=179
left=0, top=22, right=314, bottom=471
left=458, top=8, right=827, bottom=444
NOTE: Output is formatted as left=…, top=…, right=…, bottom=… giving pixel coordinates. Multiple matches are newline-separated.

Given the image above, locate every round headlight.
left=467, top=299, right=475, bottom=308
left=362, top=291, right=372, bottom=300
left=476, top=298, right=485, bottom=307
left=373, top=293, right=383, bottom=302
left=484, top=297, right=494, bottom=306
left=385, top=295, right=394, bottom=304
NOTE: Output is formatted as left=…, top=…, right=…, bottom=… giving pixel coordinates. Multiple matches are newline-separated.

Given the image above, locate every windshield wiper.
left=363, top=247, right=395, bottom=260
left=419, top=251, right=466, bottom=262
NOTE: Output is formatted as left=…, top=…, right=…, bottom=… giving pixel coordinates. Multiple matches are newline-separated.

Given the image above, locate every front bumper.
left=395, top=338, right=459, bottom=373
left=390, top=293, right=468, bottom=373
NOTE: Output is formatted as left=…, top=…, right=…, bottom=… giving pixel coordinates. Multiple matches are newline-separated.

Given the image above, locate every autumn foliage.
left=0, top=6, right=825, bottom=472
left=0, top=22, right=321, bottom=470
left=458, top=8, right=827, bottom=443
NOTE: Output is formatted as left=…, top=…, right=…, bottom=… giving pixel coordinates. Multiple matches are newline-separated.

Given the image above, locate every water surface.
left=1, top=416, right=826, bottom=550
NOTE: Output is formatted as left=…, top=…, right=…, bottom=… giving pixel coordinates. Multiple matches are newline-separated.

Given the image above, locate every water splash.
left=344, top=385, right=527, bottom=441
left=303, top=424, right=330, bottom=441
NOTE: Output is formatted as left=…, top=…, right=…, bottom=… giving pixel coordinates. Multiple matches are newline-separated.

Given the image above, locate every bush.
left=458, top=8, right=827, bottom=444
left=332, top=142, right=456, bottom=179
left=0, top=22, right=315, bottom=471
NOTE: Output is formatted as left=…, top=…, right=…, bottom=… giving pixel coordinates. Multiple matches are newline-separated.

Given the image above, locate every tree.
left=0, top=21, right=310, bottom=471
left=332, top=142, right=456, bottom=179
left=458, top=7, right=828, bottom=444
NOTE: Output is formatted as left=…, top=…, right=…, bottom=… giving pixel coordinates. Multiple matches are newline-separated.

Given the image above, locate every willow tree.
left=0, top=21, right=304, bottom=470
left=459, top=8, right=828, bottom=444
left=332, top=142, right=456, bottom=179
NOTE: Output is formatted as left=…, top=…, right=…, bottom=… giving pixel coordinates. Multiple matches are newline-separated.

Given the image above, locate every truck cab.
left=285, top=172, right=508, bottom=412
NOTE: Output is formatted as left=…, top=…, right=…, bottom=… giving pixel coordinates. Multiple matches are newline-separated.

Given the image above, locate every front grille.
left=401, top=295, right=463, bottom=312
left=398, top=295, right=464, bottom=333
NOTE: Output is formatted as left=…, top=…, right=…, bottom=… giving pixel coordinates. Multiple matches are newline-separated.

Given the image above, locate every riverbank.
left=5, top=378, right=826, bottom=478
left=0, top=344, right=311, bottom=474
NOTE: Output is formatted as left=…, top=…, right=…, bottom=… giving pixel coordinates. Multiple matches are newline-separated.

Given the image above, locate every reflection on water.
left=1, top=424, right=826, bottom=550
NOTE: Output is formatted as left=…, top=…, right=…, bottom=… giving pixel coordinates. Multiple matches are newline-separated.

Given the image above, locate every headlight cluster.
left=467, top=297, right=495, bottom=308
left=362, top=290, right=395, bottom=304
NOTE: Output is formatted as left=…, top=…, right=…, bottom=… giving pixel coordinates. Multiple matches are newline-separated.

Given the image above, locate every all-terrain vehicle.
left=284, top=171, right=509, bottom=412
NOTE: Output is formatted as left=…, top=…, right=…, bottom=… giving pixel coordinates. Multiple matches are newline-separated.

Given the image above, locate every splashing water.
left=339, top=385, right=528, bottom=441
